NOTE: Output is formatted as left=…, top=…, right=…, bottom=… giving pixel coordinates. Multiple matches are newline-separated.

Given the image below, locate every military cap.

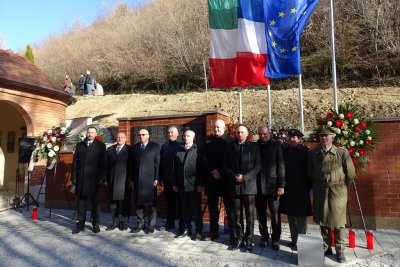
left=288, top=129, right=304, bottom=137
left=318, top=125, right=337, bottom=135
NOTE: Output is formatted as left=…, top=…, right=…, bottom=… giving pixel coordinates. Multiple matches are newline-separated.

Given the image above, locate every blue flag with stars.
left=264, top=0, right=319, bottom=78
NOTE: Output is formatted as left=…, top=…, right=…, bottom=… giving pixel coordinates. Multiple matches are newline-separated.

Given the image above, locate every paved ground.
left=0, top=207, right=399, bottom=267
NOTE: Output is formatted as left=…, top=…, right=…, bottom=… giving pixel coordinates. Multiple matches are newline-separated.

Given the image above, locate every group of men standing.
left=71, top=121, right=355, bottom=263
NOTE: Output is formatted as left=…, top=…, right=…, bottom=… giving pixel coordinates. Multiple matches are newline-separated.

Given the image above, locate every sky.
left=0, top=0, right=147, bottom=52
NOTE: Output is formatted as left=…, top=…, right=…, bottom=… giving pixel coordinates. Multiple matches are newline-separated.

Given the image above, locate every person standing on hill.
left=78, top=73, right=85, bottom=95
left=85, top=70, right=93, bottom=96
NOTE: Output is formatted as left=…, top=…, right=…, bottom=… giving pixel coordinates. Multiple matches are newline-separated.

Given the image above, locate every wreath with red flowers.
left=315, top=104, right=378, bottom=170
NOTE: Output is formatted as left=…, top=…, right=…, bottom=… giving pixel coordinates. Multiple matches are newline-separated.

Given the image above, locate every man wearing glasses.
left=130, top=129, right=160, bottom=234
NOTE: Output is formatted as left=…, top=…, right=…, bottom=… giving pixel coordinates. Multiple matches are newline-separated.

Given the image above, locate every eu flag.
left=263, top=0, right=319, bottom=78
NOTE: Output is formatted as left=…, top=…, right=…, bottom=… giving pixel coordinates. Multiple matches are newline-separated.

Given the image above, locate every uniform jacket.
left=72, top=138, right=106, bottom=196
left=223, top=140, right=261, bottom=196
left=203, top=134, right=233, bottom=196
left=173, top=143, right=204, bottom=192
left=106, top=144, right=131, bottom=200
left=256, top=139, right=285, bottom=196
left=159, top=140, right=182, bottom=183
left=307, top=145, right=356, bottom=228
left=280, top=144, right=312, bottom=217
left=130, top=141, right=160, bottom=206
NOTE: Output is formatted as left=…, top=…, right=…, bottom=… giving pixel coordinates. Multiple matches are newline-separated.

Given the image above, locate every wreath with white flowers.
left=34, top=126, right=70, bottom=161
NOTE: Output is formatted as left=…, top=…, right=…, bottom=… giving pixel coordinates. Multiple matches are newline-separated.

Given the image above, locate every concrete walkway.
left=0, top=207, right=399, bottom=266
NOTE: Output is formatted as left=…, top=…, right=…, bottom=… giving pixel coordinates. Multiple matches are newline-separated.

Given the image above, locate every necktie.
left=238, top=144, right=244, bottom=161
left=87, top=141, right=92, bottom=147
left=116, top=146, right=121, bottom=154
left=140, top=144, right=145, bottom=152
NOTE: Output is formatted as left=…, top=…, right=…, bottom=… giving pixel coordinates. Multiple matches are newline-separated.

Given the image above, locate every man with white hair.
left=203, top=119, right=233, bottom=241
left=130, top=129, right=160, bottom=234
left=308, top=126, right=355, bottom=263
left=173, top=130, right=204, bottom=241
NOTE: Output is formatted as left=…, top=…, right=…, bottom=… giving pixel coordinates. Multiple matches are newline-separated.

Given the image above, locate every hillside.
left=66, top=87, right=400, bottom=134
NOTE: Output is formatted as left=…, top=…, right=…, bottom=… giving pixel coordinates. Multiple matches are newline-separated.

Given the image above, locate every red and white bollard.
left=331, top=228, right=335, bottom=247
left=32, top=206, right=38, bottom=220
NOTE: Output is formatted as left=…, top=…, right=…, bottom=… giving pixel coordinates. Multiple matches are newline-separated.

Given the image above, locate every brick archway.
left=0, top=100, right=34, bottom=136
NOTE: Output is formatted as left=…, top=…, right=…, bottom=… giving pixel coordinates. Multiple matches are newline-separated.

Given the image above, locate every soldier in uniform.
left=307, top=126, right=356, bottom=263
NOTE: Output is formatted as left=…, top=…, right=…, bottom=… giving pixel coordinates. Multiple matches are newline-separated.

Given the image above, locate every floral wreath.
left=34, top=126, right=70, bottom=161
left=314, top=104, right=378, bottom=170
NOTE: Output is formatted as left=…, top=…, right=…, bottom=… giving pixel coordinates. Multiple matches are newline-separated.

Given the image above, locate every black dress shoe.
left=176, top=229, right=191, bottom=238
left=324, top=248, right=333, bottom=256
left=118, top=222, right=129, bottom=231
left=147, top=227, right=155, bottom=234
left=272, top=242, right=280, bottom=251
left=72, top=226, right=83, bottom=234
left=106, top=223, right=118, bottom=231
left=194, top=233, right=203, bottom=241
left=93, top=225, right=100, bottom=233
left=163, top=223, right=175, bottom=231
left=232, top=240, right=244, bottom=250
left=246, top=241, right=254, bottom=252
left=210, top=232, right=219, bottom=241
left=336, top=252, right=346, bottom=263
left=260, top=239, right=268, bottom=248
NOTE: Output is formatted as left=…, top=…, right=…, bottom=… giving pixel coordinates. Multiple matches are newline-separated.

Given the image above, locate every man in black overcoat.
left=105, top=132, right=131, bottom=231
left=223, top=125, right=260, bottom=251
left=71, top=126, right=106, bottom=234
left=173, top=130, right=204, bottom=241
left=280, top=129, right=312, bottom=250
left=159, top=126, right=184, bottom=231
left=203, top=119, right=233, bottom=241
left=256, top=126, right=285, bottom=251
left=130, top=129, right=160, bottom=234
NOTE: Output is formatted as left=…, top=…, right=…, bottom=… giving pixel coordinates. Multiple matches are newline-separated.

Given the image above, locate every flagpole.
left=238, top=87, right=243, bottom=123
left=298, top=74, right=305, bottom=133
left=329, top=0, right=338, bottom=112
left=267, top=84, right=272, bottom=129
left=203, top=60, right=209, bottom=108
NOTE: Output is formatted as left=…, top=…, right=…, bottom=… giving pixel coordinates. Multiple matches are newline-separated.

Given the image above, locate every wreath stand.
left=37, top=156, right=71, bottom=218
left=347, top=180, right=367, bottom=232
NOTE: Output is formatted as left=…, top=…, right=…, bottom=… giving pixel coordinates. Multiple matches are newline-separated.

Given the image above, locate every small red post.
left=32, top=206, right=38, bottom=220
left=224, top=215, right=229, bottom=234
left=331, top=228, right=335, bottom=247
left=348, top=229, right=356, bottom=248
left=366, top=230, right=374, bottom=250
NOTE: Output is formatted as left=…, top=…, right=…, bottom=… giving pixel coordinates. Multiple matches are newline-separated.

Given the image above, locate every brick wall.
left=347, top=118, right=400, bottom=229
left=0, top=87, right=68, bottom=185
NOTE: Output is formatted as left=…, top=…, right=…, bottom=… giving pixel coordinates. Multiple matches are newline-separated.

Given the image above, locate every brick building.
left=0, top=49, right=73, bottom=197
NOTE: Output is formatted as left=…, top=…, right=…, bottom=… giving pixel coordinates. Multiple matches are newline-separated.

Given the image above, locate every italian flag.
left=208, top=0, right=269, bottom=88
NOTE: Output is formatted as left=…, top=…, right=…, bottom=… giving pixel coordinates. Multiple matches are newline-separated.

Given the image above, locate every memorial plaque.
left=132, top=123, right=205, bottom=148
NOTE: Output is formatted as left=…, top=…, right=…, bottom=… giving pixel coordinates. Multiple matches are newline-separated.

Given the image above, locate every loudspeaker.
left=18, top=137, right=35, bottom=164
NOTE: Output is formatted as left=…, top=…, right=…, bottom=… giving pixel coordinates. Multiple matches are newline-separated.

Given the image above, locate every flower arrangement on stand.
left=33, top=126, right=70, bottom=162
left=314, top=104, right=378, bottom=170
left=225, top=123, right=253, bottom=141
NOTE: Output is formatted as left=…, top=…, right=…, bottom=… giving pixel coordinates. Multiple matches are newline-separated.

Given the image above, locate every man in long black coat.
left=130, top=129, right=160, bottom=234
left=71, top=126, right=106, bottom=234
left=105, top=132, right=131, bottom=231
left=159, top=126, right=183, bottom=231
left=203, top=119, right=233, bottom=241
left=256, top=126, right=285, bottom=251
left=173, top=130, right=204, bottom=240
left=280, top=129, right=312, bottom=249
left=223, top=125, right=260, bottom=251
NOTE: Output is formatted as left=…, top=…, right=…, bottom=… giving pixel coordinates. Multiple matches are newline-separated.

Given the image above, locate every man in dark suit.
left=105, top=132, right=131, bottom=231
left=223, top=125, right=260, bottom=251
left=203, top=119, right=233, bottom=241
left=71, top=126, right=106, bottom=234
left=159, top=126, right=183, bottom=231
left=173, top=130, right=204, bottom=241
left=256, top=126, right=285, bottom=251
left=130, top=129, right=160, bottom=234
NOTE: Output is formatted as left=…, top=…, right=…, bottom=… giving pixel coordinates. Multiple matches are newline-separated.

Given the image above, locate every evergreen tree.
left=24, top=45, right=35, bottom=64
